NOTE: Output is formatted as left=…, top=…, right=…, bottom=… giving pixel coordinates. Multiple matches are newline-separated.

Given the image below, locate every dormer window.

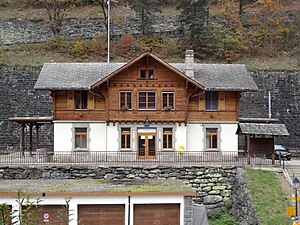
left=140, top=69, right=154, bottom=79
left=75, top=90, right=87, bottom=109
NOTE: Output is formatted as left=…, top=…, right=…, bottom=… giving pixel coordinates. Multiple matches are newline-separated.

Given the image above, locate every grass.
left=244, top=169, right=291, bottom=225
left=208, top=212, right=239, bottom=225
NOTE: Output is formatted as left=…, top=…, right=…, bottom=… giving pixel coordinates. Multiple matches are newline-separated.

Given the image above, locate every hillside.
left=0, top=0, right=299, bottom=69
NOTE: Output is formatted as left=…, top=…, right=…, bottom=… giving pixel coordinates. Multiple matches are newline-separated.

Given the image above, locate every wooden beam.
left=20, top=123, right=25, bottom=157
left=36, top=124, right=40, bottom=150
left=29, top=123, right=33, bottom=155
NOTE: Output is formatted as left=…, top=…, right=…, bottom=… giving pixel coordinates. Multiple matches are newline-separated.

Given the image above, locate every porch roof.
left=238, top=123, right=289, bottom=136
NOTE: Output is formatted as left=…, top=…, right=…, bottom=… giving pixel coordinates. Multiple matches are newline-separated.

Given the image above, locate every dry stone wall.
left=0, top=165, right=259, bottom=223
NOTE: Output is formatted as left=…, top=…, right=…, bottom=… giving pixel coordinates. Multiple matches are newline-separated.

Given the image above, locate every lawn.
left=244, top=169, right=292, bottom=225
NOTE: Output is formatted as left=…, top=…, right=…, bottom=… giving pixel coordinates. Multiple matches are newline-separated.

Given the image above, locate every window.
left=75, top=91, right=87, bottom=109
left=140, top=69, right=154, bottom=79
left=206, top=128, right=218, bottom=150
left=205, top=91, right=218, bottom=111
left=138, top=92, right=156, bottom=110
left=121, top=128, right=131, bottom=149
left=163, top=128, right=173, bottom=149
left=162, top=92, right=175, bottom=110
left=75, top=128, right=87, bottom=149
left=120, top=92, right=132, bottom=110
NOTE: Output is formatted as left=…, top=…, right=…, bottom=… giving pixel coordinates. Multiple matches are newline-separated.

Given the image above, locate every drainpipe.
left=268, top=91, right=272, bottom=119
left=128, top=196, right=131, bottom=225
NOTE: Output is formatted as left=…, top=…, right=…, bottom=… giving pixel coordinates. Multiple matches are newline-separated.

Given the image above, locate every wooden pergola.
left=9, top=117, right=53, bottom=156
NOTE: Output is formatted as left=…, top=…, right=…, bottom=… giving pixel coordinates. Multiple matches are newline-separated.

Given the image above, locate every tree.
left=247, top=0, right=289, bottom=55
left=128, top=0, right=161, bottom=35
left=176, top=0, right=209, bottom=51
left=38, top=0, right=78, bottom=36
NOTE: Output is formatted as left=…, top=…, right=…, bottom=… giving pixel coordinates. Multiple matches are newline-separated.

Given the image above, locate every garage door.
left=78, top=204, right=125, bottom=225
left=134, top=204, right=180, bottom=225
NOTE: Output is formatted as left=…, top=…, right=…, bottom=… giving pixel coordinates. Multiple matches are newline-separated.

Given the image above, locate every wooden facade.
left=52, top=56, right=240, bottom=123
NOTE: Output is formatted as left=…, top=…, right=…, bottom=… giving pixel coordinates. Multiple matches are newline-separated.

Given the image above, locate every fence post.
left=247, top=153, right=251, bottom=165
left=272, top=153, right=275, bottom=165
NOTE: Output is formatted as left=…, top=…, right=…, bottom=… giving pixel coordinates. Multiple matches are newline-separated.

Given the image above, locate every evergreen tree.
left=176, top=0, right=209, bottom=51
left=128, top=0, right=161, bottom=35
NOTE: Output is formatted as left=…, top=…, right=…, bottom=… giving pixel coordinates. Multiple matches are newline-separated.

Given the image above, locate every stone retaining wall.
left=0, top=165, right=259, bottom=223
left=0, top=66, right=53, bottom=149
left=0, top=165, right=235, bottom=212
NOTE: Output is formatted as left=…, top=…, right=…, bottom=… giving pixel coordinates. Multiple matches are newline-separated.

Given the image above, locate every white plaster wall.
left=89, top=123, right=106, bottom=151
left=54, top=122, right=73, bottom=152
left=186, top=123, right=204, bottom=151
left=175, top=123, right=187, bottom=151
left=220, top=123, right=238, bottom=152
left=106, top=123, right=119, bottom=151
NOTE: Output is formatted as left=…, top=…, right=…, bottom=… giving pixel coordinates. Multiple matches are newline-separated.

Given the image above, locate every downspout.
left=128, top=196, right=131, bottom=225
left=268, top=91, right=272, bottom=119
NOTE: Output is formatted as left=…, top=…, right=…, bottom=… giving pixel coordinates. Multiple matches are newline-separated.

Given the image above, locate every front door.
left=138, top=133, right=156, bottom=159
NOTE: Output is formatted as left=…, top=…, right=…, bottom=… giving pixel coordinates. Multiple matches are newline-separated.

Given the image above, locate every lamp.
left=293, top=177, right=300, bottom=221
left=144, top=116, right=150, bottom=128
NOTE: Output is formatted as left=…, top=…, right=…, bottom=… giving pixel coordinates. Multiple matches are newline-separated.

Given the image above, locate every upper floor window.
left=75, top=90, right=87, bottom=109
left=163, top=128, right=173, bottom=149
left=162, top=92, right=175, bottom=110
left=121, top=128, right=131, bottom=149
left=75, top=128, right=87, bottom=149
left=120, top=92, right=132, bottom=110
left=206, top=128, right=218, bottom=150
left=140, top=69, right=154, bottom=79
left=138, top=92, right=156, bottom=110
left=205, top=91, right=218, bottom=111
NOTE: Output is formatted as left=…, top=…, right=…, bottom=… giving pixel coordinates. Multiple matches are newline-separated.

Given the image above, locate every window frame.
left=205, top=91, right=218, bottom=111
left=139, top=69, right=155, bottom=79
left=162, top=128, right=173, bottom=150
left=121, top=127, right=131, bottom=149
left=74, top=127, right=88, bottom=149
left=120, top=91, right=132, bottom=110
left=205, top=128, right=218, bottom=150
left=138, top=91, right=156, bottom=110
left=74, top=90, right=88, bottom=110
left=162, top=92, right=175, bottom=110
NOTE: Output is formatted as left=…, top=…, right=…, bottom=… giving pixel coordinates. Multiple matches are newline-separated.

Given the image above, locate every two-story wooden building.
left=34, top=50, right=258, bottom=158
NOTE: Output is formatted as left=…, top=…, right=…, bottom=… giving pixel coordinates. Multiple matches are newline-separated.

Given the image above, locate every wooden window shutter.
left=198, top=95, right=205, bottom=111
left=218, top=91, right=226, bottom=111
left=67, top=91, right=74, bottom=110
left=88, top=92, right=95, bottom=110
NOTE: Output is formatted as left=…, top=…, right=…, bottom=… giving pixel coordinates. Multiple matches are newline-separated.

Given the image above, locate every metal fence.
left=0, top=149, right=280, bottom=166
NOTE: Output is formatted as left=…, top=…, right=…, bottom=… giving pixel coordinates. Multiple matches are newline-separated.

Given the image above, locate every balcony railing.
left=0, top=149, right=281, bottom=166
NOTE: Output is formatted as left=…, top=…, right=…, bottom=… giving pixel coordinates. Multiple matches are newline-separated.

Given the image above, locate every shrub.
left=89, top=35, right=107, bottom=59
left=48, top=36, right=72, bottom=53
left=72, top=38, right=87, bottom=59
left=118, top=33, right=137, bottom=57
left=208, top=212, right=239, bottom=225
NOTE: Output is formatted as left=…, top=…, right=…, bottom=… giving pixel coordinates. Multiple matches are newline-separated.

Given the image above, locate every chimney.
left=185, top=50, right=194, bottom=78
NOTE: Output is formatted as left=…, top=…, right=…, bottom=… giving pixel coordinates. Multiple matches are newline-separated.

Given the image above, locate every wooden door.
left=137, top=133, right=156, bottom=159
left=134, top=204, right=180, bottom=225
left=78, top=204, right=125, bottom=225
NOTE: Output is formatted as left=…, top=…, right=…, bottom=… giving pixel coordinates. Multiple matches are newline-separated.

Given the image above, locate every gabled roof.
left=34, top=63, right=124, bottom=90
left=34, top=53, right=258, bottom=92
left=91, top=52, right=204, bottom=89
left=172, top=63, right=257, bottom=91
left=238, top=123, right=289, bottom=136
